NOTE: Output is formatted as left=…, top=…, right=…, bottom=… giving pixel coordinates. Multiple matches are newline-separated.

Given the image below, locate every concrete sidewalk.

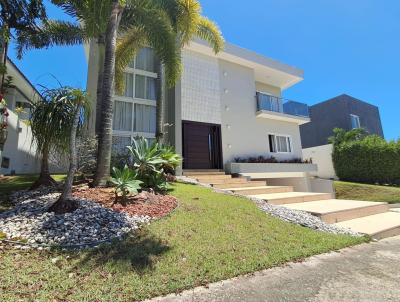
left=149, top=236, right=400, bottom=302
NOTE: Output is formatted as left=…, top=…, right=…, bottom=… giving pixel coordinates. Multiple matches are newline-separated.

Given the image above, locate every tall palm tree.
left=93, top=0, right=181, bottom=186
left=17, top=0, right=182, bottom=186
left=49, top=88, right=90, bottom=214
left=115, top=0, right=224, bottom=143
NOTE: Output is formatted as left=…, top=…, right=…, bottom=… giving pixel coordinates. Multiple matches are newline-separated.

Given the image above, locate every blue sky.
left=9, top=0, right=400, bottom=140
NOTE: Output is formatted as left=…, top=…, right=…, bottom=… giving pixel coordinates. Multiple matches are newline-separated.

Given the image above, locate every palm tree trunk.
left=95, top=37, right=105, bottom=135
left=155, top=64, right=166, bottom=143
left=93, top=1, right=123, bottom=187
left=49, top=105, right=81, bottom=214
left=30, top=144, right=57, bottom=189
left=0, top=26, right=9, bottom=94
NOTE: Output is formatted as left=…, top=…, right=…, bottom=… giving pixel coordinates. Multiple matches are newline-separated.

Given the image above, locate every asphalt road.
left=149, top=236, right=400, bottom=302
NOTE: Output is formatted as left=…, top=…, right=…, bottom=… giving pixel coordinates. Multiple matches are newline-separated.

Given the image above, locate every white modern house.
left=86, top=39, right=317, bottom=182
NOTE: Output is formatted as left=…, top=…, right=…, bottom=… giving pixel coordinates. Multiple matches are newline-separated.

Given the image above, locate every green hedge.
left=332, top=135, right=400, bottom=185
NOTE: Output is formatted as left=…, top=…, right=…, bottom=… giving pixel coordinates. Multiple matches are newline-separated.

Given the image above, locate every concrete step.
left=250, top=192, right=333, bottom=205
left=223, top=186, right=294, bottom=195
left=194, top=175, right=232, bottom=180
left=203, top=178, right=248, bottom=185
left=183, top=170, right=225, bottom=176
left=283, top=199, right=389, bottom=224
left=335, top=212, right=400, bottom=240
left=213, top=181, right=267, bottom=189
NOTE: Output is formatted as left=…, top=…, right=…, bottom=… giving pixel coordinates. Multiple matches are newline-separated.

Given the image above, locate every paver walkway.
left=149, top=236, right=400, bottom=302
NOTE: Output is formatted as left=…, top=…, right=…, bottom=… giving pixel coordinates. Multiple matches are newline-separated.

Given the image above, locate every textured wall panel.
left=181, top=50, right=221, bottom=124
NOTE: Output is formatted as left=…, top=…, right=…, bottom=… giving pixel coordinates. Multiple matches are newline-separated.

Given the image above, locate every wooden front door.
left=182, top=121, right=222, bottom=169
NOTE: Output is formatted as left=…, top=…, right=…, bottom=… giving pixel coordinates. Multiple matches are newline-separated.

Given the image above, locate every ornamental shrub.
left=332, top=131, right=400, bottom=185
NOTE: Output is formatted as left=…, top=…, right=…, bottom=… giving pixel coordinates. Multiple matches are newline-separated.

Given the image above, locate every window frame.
left=112, top=48, right=158, bottom=142
left=350, top=114, right=361, bottom=129
left=268, top=133, right=293, bottom=154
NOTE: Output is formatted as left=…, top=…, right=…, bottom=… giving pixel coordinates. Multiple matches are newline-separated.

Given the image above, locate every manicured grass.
left=0, top=181, right=367, bottom=301
left=335, top=181, right=400, bottom=204
left=0, top=175, right=66, bottom=212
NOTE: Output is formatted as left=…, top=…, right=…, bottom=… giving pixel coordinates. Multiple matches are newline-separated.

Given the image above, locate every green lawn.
left=0, top=180, right=367, bottom=301
left=335, top=181, right=400, bottom=204
left=0, top=175, right=66, bottom=212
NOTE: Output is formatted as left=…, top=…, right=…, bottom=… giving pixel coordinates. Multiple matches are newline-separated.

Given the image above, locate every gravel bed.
left=177, top=176, right=361, bottom=236
left=0, top=188, right=150, bottom=249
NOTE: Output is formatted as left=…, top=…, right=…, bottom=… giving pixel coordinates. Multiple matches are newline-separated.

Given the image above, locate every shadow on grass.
left=76, top=229, right=171, bottom=275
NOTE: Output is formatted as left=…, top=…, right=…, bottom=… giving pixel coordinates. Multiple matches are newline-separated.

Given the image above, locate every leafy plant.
left=157, top=144, right=182, bottom=175
left=110, top=165, right=143, bottom=204
left=331, top=128, right=400, bottom=185
left=125, top=137, right=181, bottom=192
left=234, top=156, right=311, bottom=164
left=76, top=136, right=98, bottom=179
left=127, top=137, right=166, bottom=176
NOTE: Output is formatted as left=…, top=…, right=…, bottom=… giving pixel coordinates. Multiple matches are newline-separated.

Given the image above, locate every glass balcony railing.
left=256, top=92, right=309, bottom=118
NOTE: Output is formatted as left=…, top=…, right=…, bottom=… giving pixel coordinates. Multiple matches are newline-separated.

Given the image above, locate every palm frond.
left=176, top=0, right=201, bottom=46
left=16, top=20, right=86, bottom=59
left=196, top=17, right=224, bottom=54
left=115, top=28, right=147, bottom=94
left=29, top=87, right=90, bottom=154
left=130, top=5, right=181, bottom=86
left=51, top=0, right=111, bottom=37
left=121, top=1, right=181, bottom=86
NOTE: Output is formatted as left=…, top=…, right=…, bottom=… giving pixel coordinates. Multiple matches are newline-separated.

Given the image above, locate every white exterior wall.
left=302, top=144, right=337, bottom=179
left=1, top=106, right=40, bottom=175
left=181, top=50, right=222, bottom=124
left=218, top=59, right=303, bottom=166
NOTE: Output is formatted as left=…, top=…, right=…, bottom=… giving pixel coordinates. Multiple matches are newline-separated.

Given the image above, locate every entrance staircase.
left=183, top=170, right=400, bottom=240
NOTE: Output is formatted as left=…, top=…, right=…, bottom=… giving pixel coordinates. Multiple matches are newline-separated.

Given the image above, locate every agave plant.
left=127, top=137, right=166, bottom=176
left=110, top=165, right=143, bottom=204
left=126, top=137, right=182, bottom=192
left=157, top=144, right=182, bottom=175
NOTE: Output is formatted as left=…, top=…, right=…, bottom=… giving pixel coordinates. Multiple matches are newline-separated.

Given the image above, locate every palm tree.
left=328, top=128, right=369, bottom=147
left=49, top=88, right=90, bottom=214
left=115, top=0, right=224, bottom=143
left=29, top=87, right=79, bottom=189
left=93, top=0, right=181, bottom=186
left=17, top=0, right=181, bottom=186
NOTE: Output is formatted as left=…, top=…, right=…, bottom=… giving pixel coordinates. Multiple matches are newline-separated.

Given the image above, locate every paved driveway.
left=150, top=236, right=400, bottom=302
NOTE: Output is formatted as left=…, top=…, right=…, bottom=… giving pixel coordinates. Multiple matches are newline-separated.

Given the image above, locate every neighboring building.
left=300, top=94, right=384, bottom=148
left=1, top=59, right=41, bottom=175
left=86, top=39, right=311, bottom=175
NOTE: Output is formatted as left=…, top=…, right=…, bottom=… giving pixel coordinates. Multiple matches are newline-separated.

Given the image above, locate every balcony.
left=256, top=92, right=310, bottom=125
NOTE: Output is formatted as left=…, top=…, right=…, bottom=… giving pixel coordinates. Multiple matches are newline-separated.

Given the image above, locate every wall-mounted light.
left=228, top=144, right=232, bottom=149
left=224, top=89, right=229, bottom=94
left=223, top=71, right=228, bottom=77
left=226, top=124, right=231, bottom=130
left=225, top=106, right=230, bottom=111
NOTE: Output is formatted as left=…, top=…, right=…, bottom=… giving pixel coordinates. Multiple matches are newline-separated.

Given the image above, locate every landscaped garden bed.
left=72, top=185, right=178, bottom=218
left=0, top=187, right=151, bottom=248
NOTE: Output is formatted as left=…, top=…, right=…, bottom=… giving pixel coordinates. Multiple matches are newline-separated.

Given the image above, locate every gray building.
left=300, top=94, right=384, bottom=148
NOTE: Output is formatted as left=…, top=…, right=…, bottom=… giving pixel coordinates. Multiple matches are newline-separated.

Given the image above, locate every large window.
left=350, top=114, right=361, bottom=129
left=112, top=47, right=158, bottom=149
left=269, top=134, right=292, bottom=153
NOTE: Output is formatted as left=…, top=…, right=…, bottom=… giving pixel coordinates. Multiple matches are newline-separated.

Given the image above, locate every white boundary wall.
left=302, top=144, right=337, bottom=179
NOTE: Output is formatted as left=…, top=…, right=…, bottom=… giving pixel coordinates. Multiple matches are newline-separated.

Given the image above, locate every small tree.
left=29, top=89, right=69, bottom=189
left=49, top=88, right=90, bottom=214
